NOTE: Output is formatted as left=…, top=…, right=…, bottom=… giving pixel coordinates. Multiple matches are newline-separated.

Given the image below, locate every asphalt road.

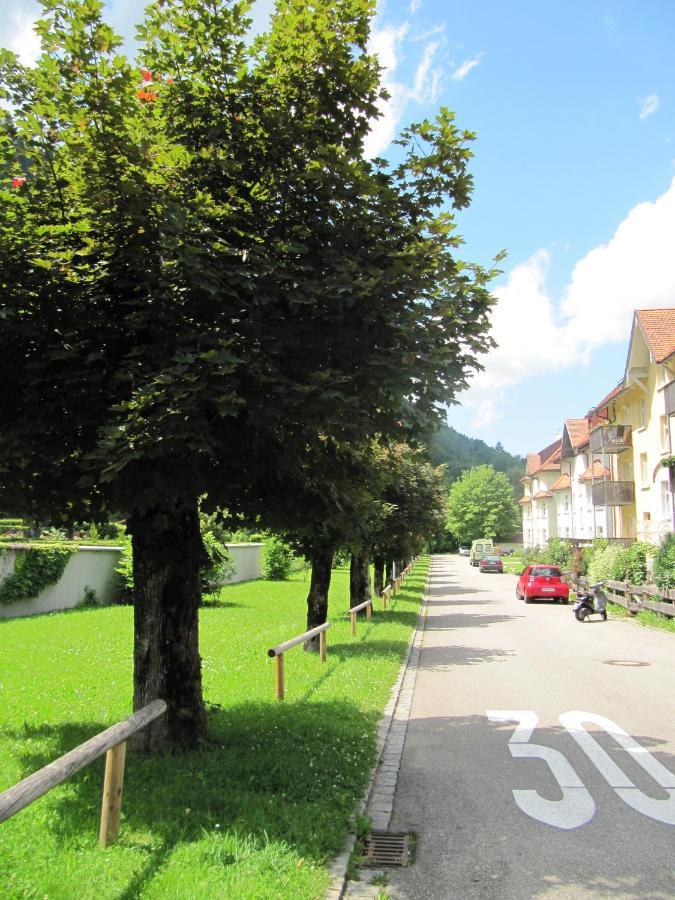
left=387, top=554, right=675, bottom=900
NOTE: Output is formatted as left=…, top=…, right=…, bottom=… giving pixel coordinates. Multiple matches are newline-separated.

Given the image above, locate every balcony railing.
left=591, top=480, right=635, bottom=507
left=589, top=424, right=632, bottom=454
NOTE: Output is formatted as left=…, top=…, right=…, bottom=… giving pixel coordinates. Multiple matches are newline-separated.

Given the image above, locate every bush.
left=620, top=541, right=657, bottom=585
left=201, top=531, right=235, bottom=595
left=262, top=535, right=295, bottom=581
left=653, top=534, right=675, bottom=592
left=587, top=544, right=627, bottom=586
left=521, top=545, right=544, bottom=566
left=542, top=538, right=572, bottom=571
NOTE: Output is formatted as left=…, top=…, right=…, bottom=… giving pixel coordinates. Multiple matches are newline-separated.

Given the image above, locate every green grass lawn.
left=0, top=560, right=428, bottom=899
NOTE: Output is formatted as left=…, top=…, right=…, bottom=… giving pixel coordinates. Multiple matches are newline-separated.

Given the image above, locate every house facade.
left=520, top=308, right=675, bottom=549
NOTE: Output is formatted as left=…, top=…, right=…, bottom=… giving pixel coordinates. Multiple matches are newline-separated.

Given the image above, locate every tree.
left=446, top=465, right=519, bottom=544
left=0, top=0, right=497, bottom=749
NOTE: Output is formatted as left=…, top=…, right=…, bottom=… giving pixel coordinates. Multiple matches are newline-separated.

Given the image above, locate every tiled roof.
left=579, top=461, right=611, bottom=482
left=518, top=496, right=532, bottom=504
left=550, top=473, right=571, bottom=492
left=636, top=308, right=675, bottom=363
left=563, top=419, right=589, bottom=450
left=587, top=382, right=624, bottom=418
left=532, top=490, right=553, bottom=499
left=525, top=439, right=562, bottom=476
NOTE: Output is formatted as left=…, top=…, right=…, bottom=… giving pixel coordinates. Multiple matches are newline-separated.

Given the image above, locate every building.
left=520, top=308, right=675, bottom=548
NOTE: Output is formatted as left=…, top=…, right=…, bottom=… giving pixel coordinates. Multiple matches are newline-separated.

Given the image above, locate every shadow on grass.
left=5, top=700, right=377, bottom=895
left=329, top=639, right=410, bottom=661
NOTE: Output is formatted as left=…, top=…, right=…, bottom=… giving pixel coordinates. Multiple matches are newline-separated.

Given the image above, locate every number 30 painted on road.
left=486, top=710, right=675, bottom=829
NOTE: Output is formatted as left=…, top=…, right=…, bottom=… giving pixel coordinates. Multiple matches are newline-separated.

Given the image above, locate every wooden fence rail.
left=347, top=598, right=372, bottom=636
left=565, top=575, right=675, bottom=619
left=267, top=622, right=331, bottom=701
left=0, top=699, right=167, bottom=847
left=381, top=584, right=392, bottom=609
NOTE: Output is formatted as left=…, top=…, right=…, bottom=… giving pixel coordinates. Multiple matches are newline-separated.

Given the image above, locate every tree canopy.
left=446, top=464, right=519, bottom=544
left=0, top=0, right=498, bottom=749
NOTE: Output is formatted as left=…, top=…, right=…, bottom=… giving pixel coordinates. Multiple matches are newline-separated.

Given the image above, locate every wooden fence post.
left=319, top=629, right=327, bottom=663
left=99, top=741, right=127, bottom=847
left=366, top=601, right=372, bottom=622
left=275, top=654, right=285, bottom=701
left=350, top=611, right=356, bottom=636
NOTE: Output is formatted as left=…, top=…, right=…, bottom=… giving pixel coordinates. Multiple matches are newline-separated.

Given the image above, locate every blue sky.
left=3, top=0, right=675, bottom=457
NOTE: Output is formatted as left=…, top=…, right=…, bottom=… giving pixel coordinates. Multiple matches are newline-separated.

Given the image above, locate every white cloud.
left=639, top=94, right=660, bottom=119
left=410, top=0, right=422, bottom=12
left=461, top=177, right=675, bottom=427
left=364, top=20, right=443, bottom=158
left=451, top=53, right=483, bottom=82
left=3, top=7, right=41, bottom=66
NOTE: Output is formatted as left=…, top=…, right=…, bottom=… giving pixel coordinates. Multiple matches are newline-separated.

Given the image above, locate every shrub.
left=653, top=534, right=675, bottom=592
left=542, top=538, right=572, bottom=571
left=587, top=544, right=626, bottom=586
left=521, top=545, right=544, bottom=566
left=263, top=536, right=295, bottom=580
left=620, top=541, right=657, bottom=585
left=201, top=531, right=235, bottom=595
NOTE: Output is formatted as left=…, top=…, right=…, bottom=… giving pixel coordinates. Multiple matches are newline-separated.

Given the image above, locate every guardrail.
left=381, top=584, right=392, bottom=609
left=0, top=699, right=167, bottom=846
left=267, top=623, right=331, bottom=701
left=347, top=598, right=372, bottom=636
left=565, top=575, right=675, bottom=619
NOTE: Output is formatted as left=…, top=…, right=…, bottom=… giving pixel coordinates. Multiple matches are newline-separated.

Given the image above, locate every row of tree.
left=0, top=0, right=498, bottom=751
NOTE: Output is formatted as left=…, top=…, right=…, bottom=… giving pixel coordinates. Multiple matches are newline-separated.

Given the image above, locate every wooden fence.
left=0, top=700, right=167, bottom=846
left=566, top=575, right=675, bottom=619
left=267, top=623, right=331, bottom=701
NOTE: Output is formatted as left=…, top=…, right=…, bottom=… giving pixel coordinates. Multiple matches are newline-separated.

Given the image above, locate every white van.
left=469, top=539, right=494, bottom=566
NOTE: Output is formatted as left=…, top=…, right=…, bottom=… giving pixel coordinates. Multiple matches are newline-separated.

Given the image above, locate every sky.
left=2, top=0, right=675, bottom=457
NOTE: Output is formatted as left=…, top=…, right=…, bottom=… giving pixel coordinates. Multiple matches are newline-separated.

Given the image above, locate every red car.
left=517, top=564, right=569, bottom=604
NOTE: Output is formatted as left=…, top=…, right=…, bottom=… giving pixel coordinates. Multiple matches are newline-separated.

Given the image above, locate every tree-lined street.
left=387, top=555, right=675, bottom=899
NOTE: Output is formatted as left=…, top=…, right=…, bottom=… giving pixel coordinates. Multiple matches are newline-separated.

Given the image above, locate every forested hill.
left=428, top=424, right=525, bottom=494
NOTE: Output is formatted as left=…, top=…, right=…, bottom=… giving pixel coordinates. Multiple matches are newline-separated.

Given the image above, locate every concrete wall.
left=0, top=542, right=263, bottom=619
left=0, top=545, right=123, bottom=620
left=225, top=543, right=263, bottom=583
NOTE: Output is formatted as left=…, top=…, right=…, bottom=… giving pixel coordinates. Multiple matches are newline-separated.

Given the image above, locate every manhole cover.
left=602, top=659, right=650, bottom=667
left=361, top=831, right=413, bottom=867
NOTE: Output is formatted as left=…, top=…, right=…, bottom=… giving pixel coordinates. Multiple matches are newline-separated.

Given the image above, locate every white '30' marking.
left=487, top=710, right=675, bottom=829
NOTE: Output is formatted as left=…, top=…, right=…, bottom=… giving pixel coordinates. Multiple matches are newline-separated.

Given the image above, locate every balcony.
left=591, top=480, right=635, bottom=507
left=589, top=424, right=632, bottom=453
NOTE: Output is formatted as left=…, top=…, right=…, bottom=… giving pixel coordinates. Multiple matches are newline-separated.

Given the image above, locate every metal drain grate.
left=361, top=831, right=413, bottom=867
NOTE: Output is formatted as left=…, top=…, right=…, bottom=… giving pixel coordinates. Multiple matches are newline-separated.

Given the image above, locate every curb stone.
left=325, top=562, right=431, bottom=900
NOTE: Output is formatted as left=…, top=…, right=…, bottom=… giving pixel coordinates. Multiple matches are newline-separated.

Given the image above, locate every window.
left=661, top=481, right=671, bottom=518
left=638, top=398, right=646, bottom=429
left=640, top=452, right=648, bottom=484
left=660, top=415, right=669, bottom=451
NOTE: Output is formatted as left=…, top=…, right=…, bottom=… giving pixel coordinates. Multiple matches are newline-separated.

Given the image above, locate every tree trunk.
left=385, top=559, right=394, bottom=587
left=350, top=550, right=371, bottom=613
left=373, top=556, right=385, bottom=597
left=304, top=546, right=333, bottom=652
left=130, top=500, right=207, bottom=753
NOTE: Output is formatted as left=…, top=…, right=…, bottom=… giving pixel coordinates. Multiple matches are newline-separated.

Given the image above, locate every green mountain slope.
left=428, top=424, right=524, bottom=494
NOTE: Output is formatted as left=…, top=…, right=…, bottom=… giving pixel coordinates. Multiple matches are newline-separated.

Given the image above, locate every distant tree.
left=446, top=465, right=519, bottom=544
left=429, top=425, right=524, bottom=494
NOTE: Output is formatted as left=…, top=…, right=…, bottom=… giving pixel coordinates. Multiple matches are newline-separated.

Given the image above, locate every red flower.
left=136, top=90, right=158, bottom=102
left=166, top=75, right=174, bottom=85
left=11, top=177, right=26, bottom=188
left=140, top=69, right=152, bottom=82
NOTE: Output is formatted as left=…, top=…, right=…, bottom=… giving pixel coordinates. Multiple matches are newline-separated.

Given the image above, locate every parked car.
left=469, top=538, right=494, bottom=566
left=517, top=564, right=569, bottom=603
left=479, top=555, right=503, bottom=573
left=458, top=546, right=470, bottom=556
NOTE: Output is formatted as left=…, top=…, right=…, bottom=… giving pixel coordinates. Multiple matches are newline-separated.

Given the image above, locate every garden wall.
left=225, top=543, right=262, bottom=583
left=0, top=545, right=122, bottom=620
left=0, top=542, right=263, bottom=619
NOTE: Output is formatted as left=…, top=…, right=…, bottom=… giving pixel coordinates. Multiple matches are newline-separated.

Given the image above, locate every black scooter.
left=573, top=582, right=608, bottom=622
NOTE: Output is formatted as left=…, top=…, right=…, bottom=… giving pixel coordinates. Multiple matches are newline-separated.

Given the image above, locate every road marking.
left=560, top=711, right=675, bottom=826
left=487, top=710, right=675, bottom=829
left=487, top=711, right=595, bottom=830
